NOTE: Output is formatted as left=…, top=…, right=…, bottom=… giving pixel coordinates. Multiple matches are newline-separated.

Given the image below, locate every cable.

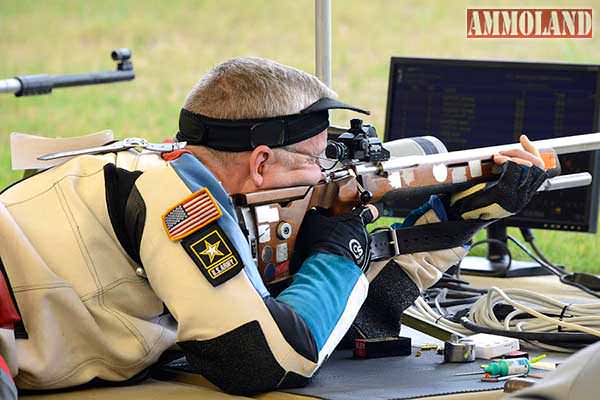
left=530, top=241, right=560, bottom=270
left=558, top=274, right=600, bottom=300
left=520, top=228, right=556, bottom=268
left=430, top=288, right=481, bottom=316
left=511, top=229, right=600, bottom=299
left=464, top=238, right=513, bottom=276
left=409, top=231, right=600, bottom=352
left=460, top=317, right=598, bottom=344
left=468, top=287, right=600, bottom=337
left=435, top=297, right=480, bottom=308
left=425, top=283, right=484, bottom=308
left=407, top=296, right=471, bottom=335
left=434, top=289, right=447, bottom=317
left=506, top=234, right=564, bottom=277
left=406, top=284, right=600, bottom=352
left=432, top=282, right=487, bottom=294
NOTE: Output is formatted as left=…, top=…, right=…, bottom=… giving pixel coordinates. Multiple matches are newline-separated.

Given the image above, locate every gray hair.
left=183, top=57, right=337, bottom=119
left=184, top=57, right=336, bottom=165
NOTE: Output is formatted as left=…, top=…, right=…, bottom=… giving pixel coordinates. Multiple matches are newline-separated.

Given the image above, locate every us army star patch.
left=181, top=224, right=243, bottom=286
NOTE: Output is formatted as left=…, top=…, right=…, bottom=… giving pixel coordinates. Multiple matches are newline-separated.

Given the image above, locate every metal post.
left=315, top=0, right=332, bottom=87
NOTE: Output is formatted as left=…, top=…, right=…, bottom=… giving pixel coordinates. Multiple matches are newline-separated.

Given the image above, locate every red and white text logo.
left=467, top=9, right=592, bottom=38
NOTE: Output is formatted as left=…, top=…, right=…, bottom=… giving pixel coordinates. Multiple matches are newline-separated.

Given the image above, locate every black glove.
left=291, top=206, right=376, bottom=272
left=447, top=161, right=549, bottom=220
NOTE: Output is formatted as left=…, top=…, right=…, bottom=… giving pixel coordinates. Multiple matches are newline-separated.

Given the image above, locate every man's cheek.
left=296, top=168, right=324, bottom=186
left=277, top=170, right=316, bottom=187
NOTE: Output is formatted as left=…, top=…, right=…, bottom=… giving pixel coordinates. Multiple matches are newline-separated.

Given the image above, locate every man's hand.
left=291, top=205, right=378, bottom=271
left=493, top=135, right=545, bottom=169
left=447, top=135, right=549, bottom=220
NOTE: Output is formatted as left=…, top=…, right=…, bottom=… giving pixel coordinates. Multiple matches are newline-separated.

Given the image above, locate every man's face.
left=259, top=130, right=328, bottom=189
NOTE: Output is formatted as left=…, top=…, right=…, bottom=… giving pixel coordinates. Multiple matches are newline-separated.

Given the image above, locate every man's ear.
left=249, top=145, right=273, bottom=187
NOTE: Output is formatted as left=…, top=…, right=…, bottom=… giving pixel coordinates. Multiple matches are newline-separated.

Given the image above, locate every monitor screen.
left=384, top=57, right=600, bottom=232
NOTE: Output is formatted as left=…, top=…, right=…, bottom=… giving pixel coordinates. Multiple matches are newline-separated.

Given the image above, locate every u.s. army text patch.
left=181, top=224, right=243, bottom=286
left=162, top=188, right=222, bottom=241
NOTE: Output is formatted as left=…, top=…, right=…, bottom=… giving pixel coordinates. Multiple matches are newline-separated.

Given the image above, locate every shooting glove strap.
left=369, top=219, right=491, bottom=261
left=447, top=161, right=549, bottom=220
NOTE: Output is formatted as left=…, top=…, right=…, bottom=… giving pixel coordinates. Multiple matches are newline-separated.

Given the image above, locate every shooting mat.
left=165, top=348, right=505, bottom=400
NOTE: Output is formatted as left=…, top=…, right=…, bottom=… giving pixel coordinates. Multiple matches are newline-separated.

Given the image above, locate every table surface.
left=21, top=274, right=592, bottom=400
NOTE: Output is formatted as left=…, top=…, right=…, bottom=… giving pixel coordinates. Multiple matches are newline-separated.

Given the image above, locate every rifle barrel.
left=0, top=78, right=21, bottom=94
left=52, top=70, right=134, bottom=89
left=1, top=49, right=134, bottom=97
left=366, top=132, right=600, bottom=174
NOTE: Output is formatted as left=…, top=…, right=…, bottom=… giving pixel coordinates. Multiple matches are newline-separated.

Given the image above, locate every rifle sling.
left=369, top=219, right=491, bottom=261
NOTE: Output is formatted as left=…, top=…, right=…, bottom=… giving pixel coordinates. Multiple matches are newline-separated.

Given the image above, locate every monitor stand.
left=459, top=222, right=552, bottom=278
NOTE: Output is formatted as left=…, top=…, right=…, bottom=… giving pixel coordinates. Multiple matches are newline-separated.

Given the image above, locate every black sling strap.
left=369, top=219, right=493, bottom=261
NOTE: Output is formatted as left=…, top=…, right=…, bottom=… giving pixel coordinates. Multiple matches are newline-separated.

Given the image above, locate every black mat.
left=281, top=349, right=504, bottom=399
left=165, top=348, right=504, bottom=399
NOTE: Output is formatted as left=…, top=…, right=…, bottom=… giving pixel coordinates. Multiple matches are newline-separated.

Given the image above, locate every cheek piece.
left=176, top=97, right=369, bottom=152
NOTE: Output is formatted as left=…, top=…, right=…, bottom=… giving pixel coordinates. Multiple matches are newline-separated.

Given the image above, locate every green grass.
left=1, top=0, right=599, bottom=272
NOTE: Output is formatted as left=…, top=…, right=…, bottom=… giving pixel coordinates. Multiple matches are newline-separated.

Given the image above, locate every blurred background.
left=1, top=0, right=599, bottom=271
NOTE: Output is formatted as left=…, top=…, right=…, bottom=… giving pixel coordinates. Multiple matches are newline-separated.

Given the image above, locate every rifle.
left=0, top=48, right=134, bottom=97
left=234, top=119, right=600, bottom=287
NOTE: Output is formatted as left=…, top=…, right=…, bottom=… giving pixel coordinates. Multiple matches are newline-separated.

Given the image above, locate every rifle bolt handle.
left=277, top=222, right=293, bottom=240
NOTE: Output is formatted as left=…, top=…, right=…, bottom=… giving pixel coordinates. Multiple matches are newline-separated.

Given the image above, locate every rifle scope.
left=326, top=119, right=390, bottom=164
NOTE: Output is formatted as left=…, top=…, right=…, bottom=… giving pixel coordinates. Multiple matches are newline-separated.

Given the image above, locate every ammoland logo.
left=467, top=8, right=592, bottom=38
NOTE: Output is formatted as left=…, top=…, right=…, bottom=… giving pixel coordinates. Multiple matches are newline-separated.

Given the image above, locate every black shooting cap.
left=176, top=97, right=370, bottom=152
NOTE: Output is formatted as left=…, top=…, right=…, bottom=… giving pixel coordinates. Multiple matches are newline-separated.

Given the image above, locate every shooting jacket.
left=0, top=150, right=372, bottom=394
left=0, top=149, right=466, bottom=394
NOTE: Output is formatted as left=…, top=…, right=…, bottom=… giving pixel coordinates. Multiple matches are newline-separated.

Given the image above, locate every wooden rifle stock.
left=233, top=132, right=600, bottom=286
left=233, top=176, right=359, bottom=287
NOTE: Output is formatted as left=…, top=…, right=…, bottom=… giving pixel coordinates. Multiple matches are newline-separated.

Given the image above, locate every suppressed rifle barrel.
left=356, top=132, right=600, bottom=175
left=0, top=48, right=134, bottom=97
left=0, top=78, right=21, bottom=94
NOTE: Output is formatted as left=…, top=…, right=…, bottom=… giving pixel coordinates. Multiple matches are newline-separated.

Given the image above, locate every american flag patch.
left=162, top=188, right=222, bottom=241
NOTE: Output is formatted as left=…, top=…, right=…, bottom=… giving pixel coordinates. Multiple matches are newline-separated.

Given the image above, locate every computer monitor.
left=383, top=57, right=600, bottom=275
